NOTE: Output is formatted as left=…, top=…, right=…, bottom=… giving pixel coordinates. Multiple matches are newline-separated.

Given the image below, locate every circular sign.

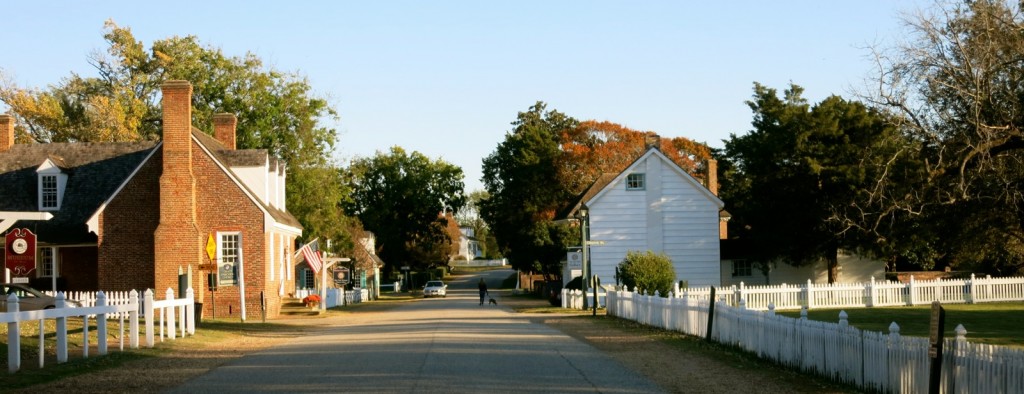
left=11, top=238, right=28, bottom=254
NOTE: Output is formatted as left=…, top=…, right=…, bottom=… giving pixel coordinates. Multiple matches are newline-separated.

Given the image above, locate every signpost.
left=204, top=234, right=218, bottom=319
left=928, top=301, right=946, bottom=394
left=5, top=228, right=37, bottom=278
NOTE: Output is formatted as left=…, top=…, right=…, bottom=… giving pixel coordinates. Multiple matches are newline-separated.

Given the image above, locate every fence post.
left=908, top=276, right=917, bottom=306
left=187, top=288, right=195, bottom=335
left=868, top=277, right=877, bottom=307
left=7, top=293, right=20, bottom=373
left=838, top=310, right=848, bottom=329
left=56, top=293, right=68, bottom=363
left=805, top=280, right=814, bottom=310
left=165, top=288, right=176, bottom=340
left=97, top=291, right=108, bottom=356
left=738, top=282, right=746, bottom=308
left=130, top=290, right=139, bottom=349
left=767, top=303, right=775, bottom=316
left=967, top=274, right=976, bottom=304
left=145, top=289, right=155, bottom=348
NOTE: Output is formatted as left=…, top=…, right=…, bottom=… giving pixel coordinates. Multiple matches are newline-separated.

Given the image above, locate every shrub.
left=616, top=250, right=676, bottom=297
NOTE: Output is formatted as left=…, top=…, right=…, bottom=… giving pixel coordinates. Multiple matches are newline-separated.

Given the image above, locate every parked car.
left=423, top=280, right=447, bottom=298
left=0, top=283, right=81, bottom=312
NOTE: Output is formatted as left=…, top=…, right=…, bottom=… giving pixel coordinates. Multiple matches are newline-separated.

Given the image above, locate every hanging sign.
left=5, top=228, right=37, bottom=277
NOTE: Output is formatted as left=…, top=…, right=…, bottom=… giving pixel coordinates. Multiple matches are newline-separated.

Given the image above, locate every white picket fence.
left=295, top=288, right=367, bottom=308
left=1, top=288, right=195, bottom=373
left=674, top=274, right=1024, bottom=311
left=607, top=288, right=1024, bottom=393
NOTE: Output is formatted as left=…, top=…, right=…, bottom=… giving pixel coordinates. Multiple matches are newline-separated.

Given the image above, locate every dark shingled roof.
left=0, top=141, right=159, bottom=244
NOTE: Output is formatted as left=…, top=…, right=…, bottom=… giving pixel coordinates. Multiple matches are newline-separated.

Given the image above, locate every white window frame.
left=626, top=173, right=646, bottom=190
left=38, top=247, right=57, bottom=277
left=217, top=232, right=242, bottom=286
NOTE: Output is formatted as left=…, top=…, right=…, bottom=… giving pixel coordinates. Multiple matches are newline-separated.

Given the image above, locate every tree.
left=455, top=190, right=499, bottom=259
left=722, top=83, right=901, bottom=282
left=481, top=102, right=579, bottom=277
left=344, top=147, right=466, bottom=274
left=866, top=0, right=1024, bottom=274
left=559, top=120, right=712, bottom=195
left=615, top=250, right=675, bottom=297
left=0, top=20, right=348, bottom=247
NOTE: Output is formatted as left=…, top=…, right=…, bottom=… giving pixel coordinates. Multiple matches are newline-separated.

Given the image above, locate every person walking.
left=478, top=278, right=488, bottom=305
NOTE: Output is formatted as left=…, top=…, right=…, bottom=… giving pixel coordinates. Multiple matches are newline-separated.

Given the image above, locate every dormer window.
left=41, top=175, right=58, bottom=209
left=36, top=158, right=68, bottom=211
left=626, top=173, right=645, bottom=190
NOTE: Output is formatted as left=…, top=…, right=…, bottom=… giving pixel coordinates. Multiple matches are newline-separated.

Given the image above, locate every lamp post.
left=578, top=207, right=589, bottom=311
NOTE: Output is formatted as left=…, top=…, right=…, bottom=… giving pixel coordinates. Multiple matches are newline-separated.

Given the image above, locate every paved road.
left=168, top=269, right=663, bottom=393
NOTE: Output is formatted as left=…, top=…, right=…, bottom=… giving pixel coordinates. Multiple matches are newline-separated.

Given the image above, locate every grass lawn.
left=777, top=302, right=1024, bottom=348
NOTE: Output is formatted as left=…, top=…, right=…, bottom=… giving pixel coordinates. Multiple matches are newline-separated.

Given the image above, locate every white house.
left=563, top=146, right=725, bottom=288
left=454, top=226, right=483, bottom=261
left=719, top=239, right=885, bottom=286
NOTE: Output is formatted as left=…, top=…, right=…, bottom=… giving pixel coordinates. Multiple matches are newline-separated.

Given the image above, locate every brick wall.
left=98, top=150, right=161, bottom=291
left=58, top=246, right=98, bottom=291
left=193, top=139, right=273, bottom=318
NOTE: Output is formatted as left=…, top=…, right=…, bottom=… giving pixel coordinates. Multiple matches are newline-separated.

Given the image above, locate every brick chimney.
left=0, top=114, right=13, bottom=153
left=213, top=113, right=237, bottom=150
left=644, top=133, right=660, bottom=151
left=154, top=80, right=202, bottom=293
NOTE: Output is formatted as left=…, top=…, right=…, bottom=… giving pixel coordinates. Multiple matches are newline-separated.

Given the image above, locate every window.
left=302, top=268, right=315, bottom=289
left=39, top=247, right=56, bottom=277
left=732, top=260, right=752, bottom=277
left=41, top=175, right=58, bottom=209
left=626, top=173, right=645, bottom=190
left=218, top=233, right=241, bottom=286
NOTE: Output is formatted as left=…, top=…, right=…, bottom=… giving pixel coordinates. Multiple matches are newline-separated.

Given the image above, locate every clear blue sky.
left=1, top=1, right=922, bottom=192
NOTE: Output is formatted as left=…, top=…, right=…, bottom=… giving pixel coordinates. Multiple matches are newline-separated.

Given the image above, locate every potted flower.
left=302, top=294, right=321, bottom=308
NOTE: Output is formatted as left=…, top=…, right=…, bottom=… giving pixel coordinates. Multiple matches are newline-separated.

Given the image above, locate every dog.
left=488, top=297, right=498, bottom=305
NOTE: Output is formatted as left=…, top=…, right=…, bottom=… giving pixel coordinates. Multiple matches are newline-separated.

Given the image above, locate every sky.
left=0, top=1, right=924, bottom=193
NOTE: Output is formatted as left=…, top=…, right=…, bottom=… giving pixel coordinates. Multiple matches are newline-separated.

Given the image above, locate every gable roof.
left=0, top=141, right=159, bottom=243
left=190, top=129, right=302, bottom=231
left=561, top=147, right=724, bottom=219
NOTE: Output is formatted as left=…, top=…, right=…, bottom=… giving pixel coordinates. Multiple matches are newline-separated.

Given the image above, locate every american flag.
left=298, top=238, right=323, bottom=274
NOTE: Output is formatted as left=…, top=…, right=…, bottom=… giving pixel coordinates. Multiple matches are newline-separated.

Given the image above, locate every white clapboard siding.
left=586, top=150, right=722, bottom=288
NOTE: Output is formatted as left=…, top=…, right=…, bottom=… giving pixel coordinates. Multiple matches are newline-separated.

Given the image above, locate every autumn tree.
left=344, top=147, right=466, bottom=275
left=559, top=120, right=712, bottom=195
left=866, top=0, right=1024, bottom=274
left=0, top=20, right=351, bottom=249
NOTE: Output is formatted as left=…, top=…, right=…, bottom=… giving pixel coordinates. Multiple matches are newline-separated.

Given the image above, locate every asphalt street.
left=167, top=269, right=664, bottom=393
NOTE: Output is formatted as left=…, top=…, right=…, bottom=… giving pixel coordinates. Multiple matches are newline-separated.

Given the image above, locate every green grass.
left=777, top=302, right=1024, bottom=348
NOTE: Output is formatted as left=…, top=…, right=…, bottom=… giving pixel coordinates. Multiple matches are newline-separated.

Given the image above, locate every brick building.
left=0, top=80, right=303, bottom=319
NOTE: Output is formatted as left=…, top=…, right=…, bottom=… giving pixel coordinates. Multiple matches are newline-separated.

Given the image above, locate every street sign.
left=401, top=266, right=411, bottom=270
left=198, top=263, right=217, bottom=271
left=205, top=234, right=217, bottom=261
left=334, top=267, right=350, bottom=285
left=586, top=240, right=606, bottom=246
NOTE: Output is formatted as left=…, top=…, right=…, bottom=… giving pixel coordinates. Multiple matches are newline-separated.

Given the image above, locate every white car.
left=423, top=280, right=447, bottom=298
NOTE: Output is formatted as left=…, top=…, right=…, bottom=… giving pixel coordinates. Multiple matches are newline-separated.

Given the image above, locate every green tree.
left=344, top=147, right=466, bottom=274
left=480, top=102, right=579, bottom=277
left=722, top=83, right=903, bottom=282
left=455, top=190, right=499, bottom=259
left=867, top=0, right=1024, bottom=275
left=0, top=20, right=348, bottom=246
left=615, top=251, right=675, bottom=297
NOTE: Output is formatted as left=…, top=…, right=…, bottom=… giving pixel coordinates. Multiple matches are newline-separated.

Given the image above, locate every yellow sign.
left=206, top=234, right=217, bottom=261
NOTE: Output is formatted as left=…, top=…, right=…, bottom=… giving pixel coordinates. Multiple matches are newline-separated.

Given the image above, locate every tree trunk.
left=827, top=242, right=839, bottom=284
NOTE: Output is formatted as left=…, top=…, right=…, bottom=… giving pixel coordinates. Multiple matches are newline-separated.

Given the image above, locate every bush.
left=616, top=250, right=675, bottom=297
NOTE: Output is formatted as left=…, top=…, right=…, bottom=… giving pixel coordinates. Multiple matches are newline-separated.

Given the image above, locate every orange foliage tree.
left=558, top=120, right=713, bottom=195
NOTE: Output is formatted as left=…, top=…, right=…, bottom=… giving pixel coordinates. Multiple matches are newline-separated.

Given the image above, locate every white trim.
left=86, top=144, right=161, bottom=234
